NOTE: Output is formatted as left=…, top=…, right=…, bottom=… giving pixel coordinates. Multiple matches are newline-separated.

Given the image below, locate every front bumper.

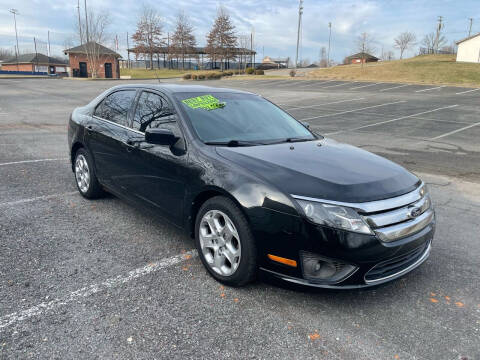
left=260, top=238, right=432, bottom=289
left=253, top=185, right=435, bottom=289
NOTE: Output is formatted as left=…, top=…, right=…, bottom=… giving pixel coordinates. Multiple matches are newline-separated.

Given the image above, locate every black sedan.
left=68, top=84, right=435, bottom=288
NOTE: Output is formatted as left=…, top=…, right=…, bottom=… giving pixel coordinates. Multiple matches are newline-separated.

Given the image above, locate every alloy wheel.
left=199, top=210, right=242, bottom=276
left=75, top=154, right=90, bottom=194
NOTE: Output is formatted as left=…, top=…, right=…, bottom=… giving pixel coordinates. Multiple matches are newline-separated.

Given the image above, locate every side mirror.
left=301, top=121, right=310, bottom=129
left=145, top=128, right=178, bottom=146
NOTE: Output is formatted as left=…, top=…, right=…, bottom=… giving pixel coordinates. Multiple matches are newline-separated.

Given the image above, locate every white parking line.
left=300, top=100, right=406, bottom=121
left=327, top=104, right=459, bottom=135
left=298, top=79, right=337, bottom=88
left=0, top=250, right=197, bottom=330
left=275, top=80, right=302, bottom=87
left=285, top=97, right=365, bottom=110
left=0, top=191, right=78, bottom=207
left=349, top=82, right=380, bottom=90
left=379, top=84, right=410, bottom=92
left=429, top=121, right=480, bottom=140
left=320, top=82, right=354, bottom=89
left=415, top=85, right=446, bottom=93
left=0, top=158, right=68, bottom=166
left=455, top=88, right=480, bottom=95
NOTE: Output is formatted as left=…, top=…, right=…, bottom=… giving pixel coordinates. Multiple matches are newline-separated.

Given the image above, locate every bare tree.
left=237, top=35, right=251, bottom=72
left=73, top=10, right=111, bottom=78
left=170, top=11, right=196, bottom=70
left=381, top=50, right=395, bottom=61
left=394, top=32, right=416, bottom=59
left=132, top=6, right=164, bottom=70
left=421, top=32, right=447, bottom=54
left=356, top=32, right=376, bottom=67
left=0, top=48, right=13, bottom=61
left=206, top=7, right=237, bottom=71
left=319, top=46, right=327, bottom=67
left=299, top=58, right=311, bottom=67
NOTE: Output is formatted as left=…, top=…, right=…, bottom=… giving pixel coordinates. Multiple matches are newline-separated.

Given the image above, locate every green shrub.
left=183, top=73, right=192, bottom=80
left=289, top=69, right=296, bottom=77
left=255, top=69, right=264, bottom=75
left=191, top=74, right=198, bottom=80
left=224, top=70, right=233, bottom=76
left=198, top=74, right=205, bottom=80
left=246, top=67, right=255, bottom=74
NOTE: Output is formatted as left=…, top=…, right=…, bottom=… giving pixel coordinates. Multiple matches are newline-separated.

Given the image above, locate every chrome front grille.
left=364, top=241, right=431, bottom=284
left=359, top=183, right=435, bottom=242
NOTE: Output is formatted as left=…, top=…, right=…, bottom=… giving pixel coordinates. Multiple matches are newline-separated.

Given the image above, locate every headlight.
left=296, top=199, right=373, bottom=234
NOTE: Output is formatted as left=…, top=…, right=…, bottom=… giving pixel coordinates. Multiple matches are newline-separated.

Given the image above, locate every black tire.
left=73, top=148, right=104, bottom=199
left=195, top=196, right=257, bottom=287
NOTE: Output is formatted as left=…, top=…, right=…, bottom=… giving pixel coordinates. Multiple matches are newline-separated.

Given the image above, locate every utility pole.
left=250, top=32, right=255, bottom=68
left=47, top=30, right=51, bottom=57
left=468, top=18, right=473, bottom=37
left=9, top=9, right=20, bottom=71
left=84, top=0, right=90, bottom=44
left=434, top=16, right=443, bottom=54
left=126, top=32, right=130, bottom=69
left=77, top=0, right=83, bottom=44
left=34, top=37, right=38, bottom=73
left=327, top=22, right=332, bottom=67
left=295, top=0, right=303, bottom=69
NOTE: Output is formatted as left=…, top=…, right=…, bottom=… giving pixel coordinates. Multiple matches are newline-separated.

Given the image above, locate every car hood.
left=216, top=138, right=420, bottom=203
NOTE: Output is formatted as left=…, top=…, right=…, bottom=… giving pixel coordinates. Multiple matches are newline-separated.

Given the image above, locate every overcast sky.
left=0, top=0, right=478, bottom=63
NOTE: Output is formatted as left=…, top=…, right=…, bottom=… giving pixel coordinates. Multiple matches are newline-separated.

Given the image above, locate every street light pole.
left=84, top=0, right=90, bottom=44
left=327, top=22, right=332, bottom=67
left=9, top=8, right=20, bottom=71
left=295, top=0, right=303, bottom=69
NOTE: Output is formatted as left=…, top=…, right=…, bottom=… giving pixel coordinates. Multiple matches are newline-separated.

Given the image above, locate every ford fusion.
left=68, top=84, right=435, bottom=288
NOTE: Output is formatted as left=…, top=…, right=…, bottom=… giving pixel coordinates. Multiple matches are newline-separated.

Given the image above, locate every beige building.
left=456, top=33, right=480, bottom=63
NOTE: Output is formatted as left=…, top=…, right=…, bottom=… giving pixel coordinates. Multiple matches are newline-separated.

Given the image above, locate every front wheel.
left=73, top=148, right=104, bottom=199
left=195, top=196, right=257, bottom=287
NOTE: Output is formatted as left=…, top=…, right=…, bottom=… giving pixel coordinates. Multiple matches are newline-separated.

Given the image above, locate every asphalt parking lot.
left=1, top=77, right=479, bottom=359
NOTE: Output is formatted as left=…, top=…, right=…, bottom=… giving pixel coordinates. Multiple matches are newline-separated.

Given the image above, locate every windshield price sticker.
left=182, top=95, right=225, bottom=110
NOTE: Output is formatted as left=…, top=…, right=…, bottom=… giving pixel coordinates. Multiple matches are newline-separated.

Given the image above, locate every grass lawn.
left=120, top=68, right=191, bottom=79
left=308, top=55, right=480, bottom=87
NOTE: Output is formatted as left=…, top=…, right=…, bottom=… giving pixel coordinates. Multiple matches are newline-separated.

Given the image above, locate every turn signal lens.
left=267, top=254, right=297, bottom=267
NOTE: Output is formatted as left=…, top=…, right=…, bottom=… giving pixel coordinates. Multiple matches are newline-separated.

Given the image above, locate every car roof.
left=109, top=83, right=254, bottom=96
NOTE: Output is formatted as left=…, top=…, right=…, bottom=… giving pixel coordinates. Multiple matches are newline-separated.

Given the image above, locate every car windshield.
left=174, top=92, right=316, bottom=145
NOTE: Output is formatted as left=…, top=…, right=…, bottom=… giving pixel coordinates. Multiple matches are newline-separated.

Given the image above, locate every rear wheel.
left=195, top=196, right=257, bottom=287
left=73, top=148, right=104, bottom=199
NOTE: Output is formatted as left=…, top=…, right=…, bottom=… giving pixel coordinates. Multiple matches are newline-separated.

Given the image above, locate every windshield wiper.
left=204, top=140, right=265, bottom=147
left=269, top=137, right=313, bottom=144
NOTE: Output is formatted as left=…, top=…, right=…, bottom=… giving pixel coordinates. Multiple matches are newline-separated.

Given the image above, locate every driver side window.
left=132, top=91, right=178, bottom=133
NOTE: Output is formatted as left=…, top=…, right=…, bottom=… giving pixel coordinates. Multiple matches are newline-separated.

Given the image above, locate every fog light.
left=301, top=251, right=357, bottom=284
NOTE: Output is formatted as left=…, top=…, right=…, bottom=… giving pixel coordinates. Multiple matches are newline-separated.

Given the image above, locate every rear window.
left=94, top=90, right=136, bottom=126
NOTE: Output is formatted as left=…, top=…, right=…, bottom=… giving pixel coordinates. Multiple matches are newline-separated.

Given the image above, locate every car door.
left=122, top=90, right=189, bottom=225
left=86, top=89, right=137, bottom=192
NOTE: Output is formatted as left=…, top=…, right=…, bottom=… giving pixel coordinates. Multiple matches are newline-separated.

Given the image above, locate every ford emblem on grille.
left=409, top=207, right=422, bottom=218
